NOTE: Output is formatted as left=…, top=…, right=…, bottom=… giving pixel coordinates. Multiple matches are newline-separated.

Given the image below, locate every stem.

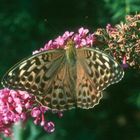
left=13, top=121, right=23, bottom=140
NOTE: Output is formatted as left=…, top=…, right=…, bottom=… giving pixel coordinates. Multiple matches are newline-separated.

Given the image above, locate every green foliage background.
left=0, top=0, right=140, bottom=140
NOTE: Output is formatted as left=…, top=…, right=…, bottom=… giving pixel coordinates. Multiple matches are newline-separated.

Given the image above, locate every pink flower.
left=121, top=56, right=129, bottom=69
left=31, top=107, right=41, bottom=117
left=0, top=89, right=33, bottom=136
left=44, top=121, right=55, bottom=133
left=33, top=27, right=96, bottom=53
left=31, top=106, right=56, bottom=133
left=78, top=27, right=89, bottom=36
left=54, top=36, right=65, bottom=46
left=86, top=34, right=95, bottom=46
left=43, top=40, right=53, bottom=50
left=62, top=31, right=74, bottom=39
left=0, top=88, right=58, bottom=137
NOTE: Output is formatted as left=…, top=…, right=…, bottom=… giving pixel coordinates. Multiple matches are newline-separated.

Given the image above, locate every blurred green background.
left=0, top=0, right=140, bottom=140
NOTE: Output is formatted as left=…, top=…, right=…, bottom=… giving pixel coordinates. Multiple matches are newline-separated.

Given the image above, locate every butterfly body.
left=1, top=42, right=124, bottom=111
left=65, top=40, right=77, bottom=66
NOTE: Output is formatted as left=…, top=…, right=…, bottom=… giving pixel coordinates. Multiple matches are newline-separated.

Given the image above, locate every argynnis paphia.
left=1, top=41, right=124, bottom=111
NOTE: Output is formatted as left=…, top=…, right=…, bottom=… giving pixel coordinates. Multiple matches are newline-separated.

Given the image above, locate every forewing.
left=1, top=49, right=76, bottom=111
left=76, top=47, right=124, bottom=109
left=2, top=50, right=64, bottom=90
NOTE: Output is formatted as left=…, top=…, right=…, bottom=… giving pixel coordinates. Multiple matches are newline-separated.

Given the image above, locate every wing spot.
left=95, top=71, right=99, bottom=78
left=45, top=96, right=51, bottom=103
left=83, top=99, right=86, bottom=103
left=77, top=98, right=81, bottom=102
left=14, top=81, right=18, bottom=85
left=102, top=55, right=110, bottom=62
left=43, top=76, right=50, bottom=81
left=8, top=71, right=13, bottom=76
left=83, top=91, right=86, bottom=97
left=28, top=75, right=33, bottom=82
left=97, top=86, right=100, bottom=90
left=94, top=63, right=98, bottom=69
left=35, top=57, right=41, bottom=65
left=91, top=95, right=95, bottom=100
left=104, top=76, right=108, bottom=82
left=25, top=82, right=30, bottom=88
left=52, top=100, right=57, bottom=105
left=58, top=92, right=63, bottom=99
left=87, top=98, right=91, bottom=102
left=99, top=79, right=103, bottom=85
left=96, top=92, right=101, bottom=97
left=35, top=77, right=40, bottom=83
left=93, top=78, right=97, bottom=83
left=19, top=62, right=27, bottom=69
left=96, top=53, right=100, bottom=58
left=59, top=100, right=65, bottom=105
left=33, top=68, right=40, bottom=74
left=104, top=62, right=110, bottom=69
left=78, top=91, right=82, bottom=96
left=89, top=85, right=92, bottom=92
left=24, top=72, right=30, bottom=76
left=115, top=69, right=119, bottom=73
left=65, top=92, right=71, bottom=98
left=115, top=62, right=118, bottom=67
left=32, top=85, right=37, bottom=90
left=96, top=58, right=103, bottom=65
left=53, top=93, right=57, bottom=98
left=19, top=70, right=26, bottom=76
left=40, top=82, right=45, bottom=88
left=67, top=99, right=74, bottom=103
left=100, top=69, right=104, bottom=75
left=21, top=77, right=26, bottom=82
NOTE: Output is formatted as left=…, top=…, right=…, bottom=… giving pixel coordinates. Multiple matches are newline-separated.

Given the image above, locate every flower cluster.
left=31, top=106, right=55, bottom=133
left=33, top=27, right=96, bottom=54
left=1, top=17, right=140, bottom=137
left=0, top=89, right=32, bottom=136
left=95, top=13, right=140, bottom=69
left=0, top=88, right=55, bottom=137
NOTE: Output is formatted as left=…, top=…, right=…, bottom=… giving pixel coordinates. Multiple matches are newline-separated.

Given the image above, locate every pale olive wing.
left=1, top=49, right=76, bottom=111
left=76, top=47, right=124, bottom=109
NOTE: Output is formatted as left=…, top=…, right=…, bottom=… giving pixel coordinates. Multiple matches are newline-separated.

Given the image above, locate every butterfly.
left=1, top=41, right=124, bottom=111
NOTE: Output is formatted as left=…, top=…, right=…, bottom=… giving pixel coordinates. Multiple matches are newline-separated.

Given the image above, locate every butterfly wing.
left=76, top=47, right=124, bottom=109
left=1, top=49, right=76, bottom=111
left=1, top=46, right=124, bottom=111
left=76, top=62, right=102, bottom=109
left=40, top=61, right=76, bottom=111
